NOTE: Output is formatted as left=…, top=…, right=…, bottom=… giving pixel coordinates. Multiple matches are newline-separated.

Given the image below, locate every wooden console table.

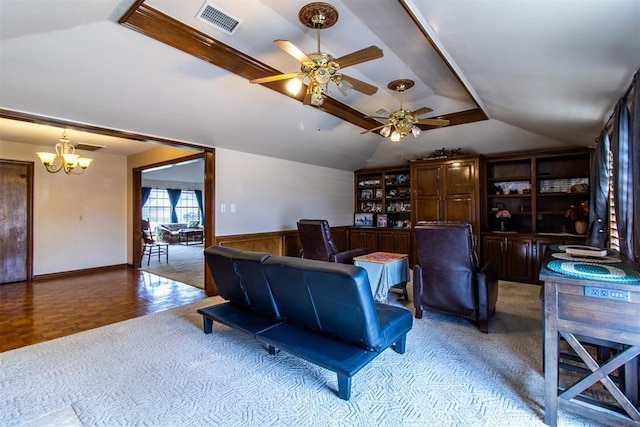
left=539, top=246, right=640, bottom=426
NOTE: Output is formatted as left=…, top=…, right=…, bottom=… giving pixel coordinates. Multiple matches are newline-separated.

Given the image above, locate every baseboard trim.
left=33, top=264, right=128, bottom=281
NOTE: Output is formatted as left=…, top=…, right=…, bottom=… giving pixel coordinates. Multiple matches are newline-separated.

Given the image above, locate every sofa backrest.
left=204, top=246, right=248, bottom=306
left=204, top=245, right=280, bottom=319
left=234, top=250, right=281, bottom=319
left=263, top=256, right=383, bottom=351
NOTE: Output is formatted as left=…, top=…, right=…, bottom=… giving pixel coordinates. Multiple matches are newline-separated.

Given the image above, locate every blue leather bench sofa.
left=197, top=245, right=413, bottom=400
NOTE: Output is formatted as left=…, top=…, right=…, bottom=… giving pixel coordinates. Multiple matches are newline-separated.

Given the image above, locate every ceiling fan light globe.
left=311, top=92, right=324, bottom=106
left=286, top=77, right=303, bottom=96
left=390, top=131, right=401, bottom=142
left=380, top=125, right=391, bottom=138
left=411, top=126, right=421, bottom=137
left=337, top=78, right=353, bottom=96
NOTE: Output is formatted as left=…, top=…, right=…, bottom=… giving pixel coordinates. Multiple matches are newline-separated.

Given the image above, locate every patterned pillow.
left=187, top=220, right=200, bottom=229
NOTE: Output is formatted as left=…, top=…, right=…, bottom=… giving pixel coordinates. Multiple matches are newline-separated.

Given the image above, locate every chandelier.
left=36, top=130, right=93, bottom=175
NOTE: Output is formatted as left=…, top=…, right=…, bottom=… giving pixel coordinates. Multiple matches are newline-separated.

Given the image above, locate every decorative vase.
left=500, top=221, right=506, bottom=232
left=575, top=220, right=587, bottom=235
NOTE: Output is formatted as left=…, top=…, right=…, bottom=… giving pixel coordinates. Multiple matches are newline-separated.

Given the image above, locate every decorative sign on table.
left=354, top=252, right=407, bottom=263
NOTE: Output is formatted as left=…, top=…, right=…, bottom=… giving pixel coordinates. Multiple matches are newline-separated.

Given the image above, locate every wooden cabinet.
left=483, top=234, right=586, bottom=283
left=483, top=235, right=534, bottom=283
left=411, top=155, right=481, bottom=243
left=354, top=166, right=410, bottom=229
left=481, top=148, right=592, bottom=283
left=350, top=228, right=378, bottom=252
left=378, top=229, right=410, bottom=254
left=483, top=148, right=592, bottom=234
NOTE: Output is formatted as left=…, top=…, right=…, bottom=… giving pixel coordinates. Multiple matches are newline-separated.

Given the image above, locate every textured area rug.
left=1, top=283, right=599, bottom=426
left=140, top=243, right=205, bottom=289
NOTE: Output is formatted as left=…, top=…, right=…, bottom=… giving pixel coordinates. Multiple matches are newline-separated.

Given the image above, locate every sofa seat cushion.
left=197, top=303, right=284, bottom=335
left=256, top=323, right=380, bottom=378
left=373, top=302, right=414, bottom=351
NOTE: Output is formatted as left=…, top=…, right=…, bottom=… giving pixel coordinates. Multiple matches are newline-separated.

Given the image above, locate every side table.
left=354, top=252, right=409, bottom=303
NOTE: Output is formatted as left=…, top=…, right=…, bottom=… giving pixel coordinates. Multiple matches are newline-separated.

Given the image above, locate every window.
left=175, top=191, right=201, bottom=224
left=142, top=189, right=171, bottom=227
left=142, top=189, right=202, bottom=227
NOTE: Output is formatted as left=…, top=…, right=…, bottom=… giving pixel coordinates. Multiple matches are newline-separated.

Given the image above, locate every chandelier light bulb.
left=390, top=131, right=401, bottom=142
left=380, top=125, right=391, bottom=138
left=411, top=126, right=421, bottom=137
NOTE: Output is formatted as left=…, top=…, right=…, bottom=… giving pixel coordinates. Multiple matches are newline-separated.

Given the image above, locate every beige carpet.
left=140, top=242, right=205, bottom=289
left=0, top=282, right=601, bottom=426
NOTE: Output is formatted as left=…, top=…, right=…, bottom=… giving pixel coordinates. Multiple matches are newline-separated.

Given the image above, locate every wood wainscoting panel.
left=214, top=226, right=351, bottom=258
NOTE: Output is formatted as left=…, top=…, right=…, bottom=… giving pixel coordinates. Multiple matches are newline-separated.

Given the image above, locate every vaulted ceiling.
left=1, top=0, right=639, bottom=171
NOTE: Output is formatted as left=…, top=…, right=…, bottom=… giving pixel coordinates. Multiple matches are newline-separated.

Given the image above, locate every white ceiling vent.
left=373, top=107, right=391, bottom=117
left=196, top=1, right=242, bottom=35
left=73, top=143, right=105, bottom=152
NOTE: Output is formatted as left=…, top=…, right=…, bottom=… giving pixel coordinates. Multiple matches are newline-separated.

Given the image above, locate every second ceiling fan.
left=362, top=79, right=450, bottom=142
left=250, top=2, right=383, bottom=106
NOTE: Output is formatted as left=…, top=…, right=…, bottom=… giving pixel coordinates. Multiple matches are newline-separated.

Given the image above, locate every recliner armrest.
left=330, top=247, right=368, bottom=264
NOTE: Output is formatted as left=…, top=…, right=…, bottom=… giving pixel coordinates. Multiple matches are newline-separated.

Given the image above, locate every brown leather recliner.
left=413, top=221, right=499, bottom=333
left=296, top=219, right=368, bottom=264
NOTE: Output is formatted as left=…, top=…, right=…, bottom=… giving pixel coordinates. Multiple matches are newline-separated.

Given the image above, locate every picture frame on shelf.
left=361, top=189, right=373, bottom=199
left=377, top=214, right=388, bottom=228
left=375, top=188, right=383, bottom=199
left=354, top=213, right=374, bottom=227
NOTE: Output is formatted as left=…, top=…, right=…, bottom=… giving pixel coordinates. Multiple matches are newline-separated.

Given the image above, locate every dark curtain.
left=141, top=187, right=152, bottom=208
left=194, top=190, right=204, bottom=224
left=167, top=189, right=182, bottom=223
left=586, top=129, right=610, bottom=248
left=631, top=71, right=640, bottom=263
left=610, top=98, right=632, bottom=258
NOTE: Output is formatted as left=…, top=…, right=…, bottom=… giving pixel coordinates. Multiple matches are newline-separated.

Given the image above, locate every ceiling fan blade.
left=364, top=116, right=391, bottom=119
left=416, top=118, right=450, bottom=126
left=360, top=124, right=387, bottom=135
left=335, top=46, right=383, bottom=69
left=411, top=107, right=434, bottom=117
left=250, top=72, right=301, bottom=85
left=274, top=40, right=312, bottom=63
left=340, top=74, right=378, bottom=96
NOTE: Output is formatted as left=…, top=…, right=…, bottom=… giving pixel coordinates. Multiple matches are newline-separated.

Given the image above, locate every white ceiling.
left=1, top=0, right=639, bottom=171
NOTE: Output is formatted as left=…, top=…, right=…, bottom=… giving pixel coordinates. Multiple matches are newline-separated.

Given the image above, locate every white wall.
left=1, top=140, right=127, bottom=275
left=215, top=148, right=354, bottom=236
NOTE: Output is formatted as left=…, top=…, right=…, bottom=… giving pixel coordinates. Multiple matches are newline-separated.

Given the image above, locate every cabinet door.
left=350, top=229, right=378, bottom=252
left=444, top=161, right=475, bottom=196
left=413, top=197, right=443, bottom=223
left=483, top=236, right=507, bottom=279
left=506, top=237, right=534, bottom=283
left=413, top=164, right=441, bottom=196
left=377, top=231, right=396, bottom=253
left=394, top=231, right=411, bottom=255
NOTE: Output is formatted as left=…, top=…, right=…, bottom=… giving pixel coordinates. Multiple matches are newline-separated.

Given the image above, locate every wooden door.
left=1, top=161, right=33, bottom=283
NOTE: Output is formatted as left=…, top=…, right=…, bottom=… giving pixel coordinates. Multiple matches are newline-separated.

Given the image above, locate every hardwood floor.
left=0, top=267, right=206, bottom=353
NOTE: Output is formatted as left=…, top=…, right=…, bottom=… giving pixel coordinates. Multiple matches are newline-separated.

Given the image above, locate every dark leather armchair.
left=413, top=221, right=499, bottom=333
left=296, top=219, right=368, bottom=264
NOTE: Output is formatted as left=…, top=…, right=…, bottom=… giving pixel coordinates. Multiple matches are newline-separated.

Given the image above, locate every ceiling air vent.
left=373, top=107, right=391, bottom=117
left=196, top=1, right=242, bottom=35
left=73, top=143, right=105, bottom=152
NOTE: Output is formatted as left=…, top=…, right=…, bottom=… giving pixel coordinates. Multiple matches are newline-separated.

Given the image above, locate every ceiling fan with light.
left=362, top=79, right=450, bottom=142
left=250, top=2, right=383, bottom=107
